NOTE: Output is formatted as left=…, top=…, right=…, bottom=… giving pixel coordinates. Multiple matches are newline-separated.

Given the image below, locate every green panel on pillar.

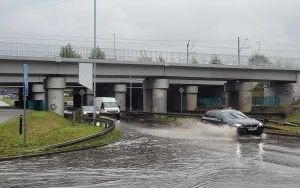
left=27, top=100, right=35, bottom=109
left=35, top=100, right=45, bottom=111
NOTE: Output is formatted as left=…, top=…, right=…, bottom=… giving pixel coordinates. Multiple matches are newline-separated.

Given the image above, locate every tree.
left=138, top=51, right=152, bottom=62
left=248, top=53, right=270, bottom=66
left=191, top=56, right=198, bottom=64
left=59, top=44, right=81, bottom=58
left=89, top=47, right=106, bottom=59
left=210, top=56, right=221, bottom=64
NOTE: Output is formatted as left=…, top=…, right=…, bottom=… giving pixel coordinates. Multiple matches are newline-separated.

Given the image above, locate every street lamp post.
left=187, top=40, right=190, bottom=64
left=113, top=33, right=116, bottom=60
left=93, top=0, right=97, bottom=124
left=238, top=37, right=248, bottom=65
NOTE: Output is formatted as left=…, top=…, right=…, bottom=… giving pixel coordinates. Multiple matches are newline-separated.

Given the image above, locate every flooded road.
left=1, top=120, right=300, bottom=187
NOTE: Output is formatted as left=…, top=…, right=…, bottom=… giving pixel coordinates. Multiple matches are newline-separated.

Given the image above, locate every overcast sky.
left=0, top=0, right=300, bottom=57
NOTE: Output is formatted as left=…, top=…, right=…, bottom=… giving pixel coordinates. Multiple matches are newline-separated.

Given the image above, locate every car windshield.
left=222, top=110, right=247, bottom=120
left=103, top=102, right=118, bottom=108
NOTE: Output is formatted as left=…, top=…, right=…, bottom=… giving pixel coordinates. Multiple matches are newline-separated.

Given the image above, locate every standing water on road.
left=0, top=120, right=300, bottom=187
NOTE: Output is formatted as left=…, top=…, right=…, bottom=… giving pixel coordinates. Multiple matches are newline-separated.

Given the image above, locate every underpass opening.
left=0, top=87, right=21, bottom=108
left=168, top=85, right=225, bottom=112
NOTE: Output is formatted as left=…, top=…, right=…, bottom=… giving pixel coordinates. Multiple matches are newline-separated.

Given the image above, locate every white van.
left=95, top=97, right=120, bottom=114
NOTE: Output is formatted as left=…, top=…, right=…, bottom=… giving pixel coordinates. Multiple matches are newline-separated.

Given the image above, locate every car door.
left=213, top=111, right=224, bottom=125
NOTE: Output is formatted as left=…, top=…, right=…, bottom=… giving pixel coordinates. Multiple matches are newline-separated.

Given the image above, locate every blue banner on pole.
left=23, top=64, right=29, bottom=96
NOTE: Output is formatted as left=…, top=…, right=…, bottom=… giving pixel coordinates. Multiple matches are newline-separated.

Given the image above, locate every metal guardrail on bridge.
left=0, top=41, right=300, bottom=69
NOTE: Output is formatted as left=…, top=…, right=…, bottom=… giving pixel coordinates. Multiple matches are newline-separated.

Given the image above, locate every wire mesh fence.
left=0, top=41, right=299, bottom=69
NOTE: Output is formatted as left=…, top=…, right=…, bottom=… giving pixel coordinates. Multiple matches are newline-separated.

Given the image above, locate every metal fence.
left=0, top=41, right=300, bottom=69
left=252, top=97, right=280, bottom=106
left=199, top=97, right=283, bottom=107
left=198, top=97, right=225, bottom=107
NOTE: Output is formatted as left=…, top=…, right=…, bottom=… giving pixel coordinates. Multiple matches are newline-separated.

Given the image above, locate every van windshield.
left=103, top=102, right=118, bottom=108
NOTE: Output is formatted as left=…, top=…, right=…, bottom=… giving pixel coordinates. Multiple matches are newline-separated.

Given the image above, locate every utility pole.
left=187, top=40, right=190, bottom=64
left=238, top=37, right=248, bottom=65
left=238, top=37, right=240, bottom=65
left=113, top=33, right=116, bottom=60
left=93, top=0, right=97, bottom=125
left=129, top=72, right=132, bottom=112
left=257, top=41, right=261, bottom=65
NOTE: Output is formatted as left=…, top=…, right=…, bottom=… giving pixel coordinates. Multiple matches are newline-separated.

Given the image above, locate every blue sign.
left=23, top=64, right=29, bottom=96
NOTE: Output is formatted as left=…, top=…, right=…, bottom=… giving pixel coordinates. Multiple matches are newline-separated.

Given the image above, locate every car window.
left=205, top=111, right=218, bottom=118
left=215, top=111, right=222, bottom=120
left=222, top=110, right=247, bottom=120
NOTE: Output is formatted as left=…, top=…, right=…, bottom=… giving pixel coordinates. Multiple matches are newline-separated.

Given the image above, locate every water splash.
left=137, top=118, right=237, bottom=140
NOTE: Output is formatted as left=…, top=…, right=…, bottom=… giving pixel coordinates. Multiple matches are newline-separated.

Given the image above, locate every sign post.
left=23, top=64, right=29, bottom=145
left=178, top=87, right=184, bottom=113
left=78, top=89, right=86, bottom=107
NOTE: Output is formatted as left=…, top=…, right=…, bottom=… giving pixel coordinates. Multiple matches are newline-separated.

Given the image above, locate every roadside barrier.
left=41, top=117, right=115, bottom=150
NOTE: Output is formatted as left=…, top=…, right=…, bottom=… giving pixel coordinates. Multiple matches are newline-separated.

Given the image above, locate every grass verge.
left=286, top=114, right=300, bottom=123
left=0, top=111, right=120, bottom=158
left=265, top=124, right=300, bottom=136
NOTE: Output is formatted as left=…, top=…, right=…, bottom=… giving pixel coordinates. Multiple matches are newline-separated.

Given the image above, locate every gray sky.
left=0, top=0, right=300, bottom=57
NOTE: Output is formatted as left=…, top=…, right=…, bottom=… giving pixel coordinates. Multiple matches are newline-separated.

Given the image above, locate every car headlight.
left=83, top=111, right=87, bottom=115
left=258, top=122, right=263, bottom=127
left=233, top=123, right=243, bottom=128
left=96, top=111, right=100, bottom=114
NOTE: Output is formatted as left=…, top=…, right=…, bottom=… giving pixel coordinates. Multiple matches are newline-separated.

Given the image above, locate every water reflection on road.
left=1, top=120, right=300, bottom=188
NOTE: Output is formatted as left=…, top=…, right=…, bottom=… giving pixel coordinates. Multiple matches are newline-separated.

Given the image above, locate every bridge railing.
left=0, top=41, right=299, bottom=69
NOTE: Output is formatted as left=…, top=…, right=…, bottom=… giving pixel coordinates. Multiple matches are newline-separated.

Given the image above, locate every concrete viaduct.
left=1, top=55, right=299, bottom=115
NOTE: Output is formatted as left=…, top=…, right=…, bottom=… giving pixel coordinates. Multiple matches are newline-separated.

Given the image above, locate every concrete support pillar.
left=143, top=79, right=153, bottom=112
left=185, top=86, right=198, bottom=111
left=152, top=79, right=169, bottom=113
left=32, top=84, right=45, bottom=101
left=114, top=84, right=127, bottom=111
left=86, top=89, right=94, bottom=106
left=225, top=81, right=253, bottom=112
left=32, top=84, right=46, bottom=110
left=46, top=77, right=66, bottom=116
left=238, top=82, right=252, bottom=113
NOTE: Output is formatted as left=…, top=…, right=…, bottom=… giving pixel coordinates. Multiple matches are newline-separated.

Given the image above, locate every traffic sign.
left=178, top=87, right=184, bottom=93
left=79, top=89, right=86, bottom=96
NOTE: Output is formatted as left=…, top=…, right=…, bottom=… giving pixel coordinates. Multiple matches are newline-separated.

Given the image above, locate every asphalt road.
left=0, top=109, right=22, bottom=123
left=0, top=120, right=300, bottom=187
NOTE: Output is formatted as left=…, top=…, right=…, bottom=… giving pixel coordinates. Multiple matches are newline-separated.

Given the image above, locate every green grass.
left=286, top=114, right=300, bottom=122
left=0, top=111, right=120, bottom=158
left=264, top=114, right=300, bottom=136
left=266, top=124, right=300, bottom=135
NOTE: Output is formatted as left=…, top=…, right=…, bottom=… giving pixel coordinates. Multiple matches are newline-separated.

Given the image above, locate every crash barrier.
left=41, top=116, right=115, bottom=151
